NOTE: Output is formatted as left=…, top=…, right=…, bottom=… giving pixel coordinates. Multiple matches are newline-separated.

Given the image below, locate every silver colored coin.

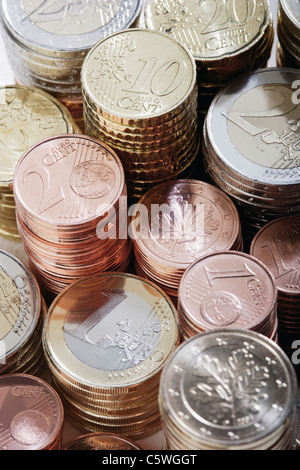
left=1, top=0, right=143, bottom=55
left=159, top=329, right=298, bottom=450
left=279, top=0, right=300, bottom=32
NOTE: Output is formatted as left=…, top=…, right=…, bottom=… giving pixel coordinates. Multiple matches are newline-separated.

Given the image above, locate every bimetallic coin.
left=159, top=329, right=298, bottom=450
left=0, top=374, right=64, bottom=450
left=62, top=432, right=142, bottom=450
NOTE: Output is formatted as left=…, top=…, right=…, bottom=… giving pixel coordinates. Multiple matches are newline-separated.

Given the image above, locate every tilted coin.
left=62, top=432, right=142, bottom=450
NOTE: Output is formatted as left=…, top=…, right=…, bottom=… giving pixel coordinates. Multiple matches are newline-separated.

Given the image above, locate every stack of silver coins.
left=0, top=0, right=143, bottom=131
left=159, top=330, right=298, bottom=450
left=203, top=67, right=300, bottom=248
left=0, top=250, right=46, bottom=377
left=277, top=0, right=300, bottom=68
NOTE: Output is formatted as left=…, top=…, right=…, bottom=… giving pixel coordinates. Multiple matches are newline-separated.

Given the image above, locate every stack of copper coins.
left=159, top=330, right=298, bottom=450
left=131, top=179, right=243, bottom=305
left=0, top=374, right=64, bottom=450
left=203, top=67, right=300, bottom=249
left=0, top=250, right=46, bottom=377
left=277, top=0, right=300, bottom=68
left=0, top=86, right=78, bottom=241
left=177, top=251, right=278, bottom=342
left=250, top=216, right=300, bottom=372
left=81, top=28, right=199, bottom=200
left=0, top=0, right=143, bottom=131
left=13, top=134, right=131, bottom=301
left=144, top=0, right=274, bottom=115
left=63, top=433, right=142, bottom=450
left=42, top=273, right=179, bottom=440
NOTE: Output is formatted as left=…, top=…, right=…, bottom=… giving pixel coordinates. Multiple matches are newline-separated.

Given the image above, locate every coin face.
left=0, top=374, right=64, bottom=450
left=145, top=0, right=269, bottom=59
left=250, top=216, right=300, bottom=295
left=280, top=0, right=300, bottom=28
left=63, top=433, right=142, bottom=450
left=82, top=29, right=196, bottom=121
left=160, top=329, right=297, bottom=449
left=0, top=250, right=41, bottom=365
left=1, top=0, right=142, bottom=52
left=0, top=87, right=76, bottom=185
left=178, top=251, right=277, bottom=331
left=207, top=68, right=300, bottom=186
left=13, top=134, right=124, bottom=227
left=43, top=273, right=179, bottom=389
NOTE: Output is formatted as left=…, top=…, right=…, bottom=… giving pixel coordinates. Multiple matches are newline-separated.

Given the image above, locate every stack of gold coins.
left=81, top=28, right=199, bottom=200
left=144, top=0, right=274, bottom=115
left=131, top=179, right=243, bottom=306
left=0, top=250, right=45, bottom=376
left=159, top=330, right=298, bottom=450
left=0, top=0, right=143, bottom=131
left=250, top=216, right=300, bottom=374
left=0, top=85, right=79, bottom=241
left=62, top=433, right=142, bottom=450
left=42, top=273, right=179, bottom=440
left=177, top=251, right=278, bottom=342
left=277, top=0, right=300, bottom=68
left=0, top=374, right=64, bottom=450
left=203, top=67, right=300, bottom=249
left=13, top=134, right=131, bottom=302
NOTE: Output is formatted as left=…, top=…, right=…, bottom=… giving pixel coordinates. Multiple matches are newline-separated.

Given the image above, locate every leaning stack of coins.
left=0, top=85, right=78, bottom=241
left=131, top=179, right=243, bottom=305
left=62, top=433, right=142, bottom=450
left=277, top=0, right=300, bottom=68
left=13, top=135, right=131, bottom=301
left=0, top=374, right=64, bottom=450
left=81, top=28, right=199, bottom=200
left=250, top=216, right=300, bottom=374
left=0, top=250, right=45, bottom=377
left=0, top=0, right=143, bottom=131
left=144, top=0, right=274, bottom=115
left=203, top=68, right=300, bottom=249
left=43, top=273, right=179, bottom=440
left=177, top=251, right=278, bottom=342
left=159, top=330, right=298, bottom=450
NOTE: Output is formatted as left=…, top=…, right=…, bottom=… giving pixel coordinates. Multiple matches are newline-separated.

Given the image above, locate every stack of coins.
left=203, top=68, right=300, bottom=249
left=0, top=0, right=143, bottom=130
left=159, top=329, right=298, bottom=450
left=43, top=273, right=179, bottom=440
left=81, top=28, right=199, bottom=200
left=277, top=0, right=300, bottom=68
left=13, top=134, right=131, bottom=301
left=131, top=179, right=243, bottom=305
left=144, top=0, right=274, bottom=115
left=0, top=374, right=64, bottom=450
left=0, top=85, right=78, bottom=241
left=62, top=433, right=142, bottom=450
left=177, top=251, right=278, bottom=342
left=0, top=250, right=45, bottom=377
left=250, top=216, right=300, bottom=373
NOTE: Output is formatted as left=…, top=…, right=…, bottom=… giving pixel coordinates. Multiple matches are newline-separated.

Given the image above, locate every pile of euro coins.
left=0, top=374, right=64, bottom=450
left=250, top=216, right=300, bottom=375
left=159, top=329, right=298, bottom=450
left=203, top=67, right=300, bottom=249
left=13, top=134, right=132, bottom=301
left=0, top=85, right=79, bottom=241
left=177, top=251, right=278, bottom=342
left=277, top=0, right=300, bottom=68
left=144, top=0, right=274, bottom=115
left=0, top=0, right=143, bottom=131
left=81, top=28, right=200, bottom=200
left=132, top=179, right=243, bottom=305
left=42, top=273, right=179, bottom=440
left=0, top=250, right=45, bottom=377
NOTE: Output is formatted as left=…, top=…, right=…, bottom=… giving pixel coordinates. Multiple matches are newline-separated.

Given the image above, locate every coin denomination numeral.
left=261, top=239, right=293, bottom=280
left=123, top=58, right=185, bottom=96
left=204, top=263, right=255, bottom=286
left=200, top=0, right=256, bottom=35
left=22, top=164, right=65, bottom=214
left=227, top=85, right=297, bottom=136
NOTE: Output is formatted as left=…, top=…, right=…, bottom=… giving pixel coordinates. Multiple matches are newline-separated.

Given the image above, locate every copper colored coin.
left=62, top=432, right=142, bottom=450
left=0, top=374, right=64, bottom=450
